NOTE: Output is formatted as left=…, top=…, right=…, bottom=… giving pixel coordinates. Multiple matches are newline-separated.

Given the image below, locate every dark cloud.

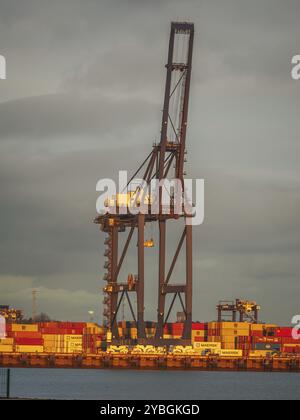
left=0, top=0, right=299, bottom=323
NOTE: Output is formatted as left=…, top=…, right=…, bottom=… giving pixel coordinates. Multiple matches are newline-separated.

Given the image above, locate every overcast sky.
left=0, top=0, right=299, bottom=324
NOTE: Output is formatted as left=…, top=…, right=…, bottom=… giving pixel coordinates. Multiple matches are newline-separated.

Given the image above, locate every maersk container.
left=193, top=342, right=221, bottom=350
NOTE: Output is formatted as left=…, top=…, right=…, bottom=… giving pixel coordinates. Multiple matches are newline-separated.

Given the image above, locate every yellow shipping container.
left=43, top=334, right=63, bottom=340
left=64, top=335, right=82, bottom=341
left=221, top=343, right=236, bottom=350
left=207, top=322, right=219, bottom=331
left=192, top=330, right=206, bottom=338
left=220, top=322, right=249, bottom=330
left=0, top=338, right=14, bottom=345
left=15, top=345, right=44, bottom=353
left=220, top=329, right=249, bottom=337
left=207, top=336, right=221, bottom=343
left=220, top=336, right=236, bottom=343
left=63, top=347, right=82, bottom=354
left=193, top=342, right=221, bottom=350
left=217, top=349, right=243, bottom=357
left=284, top=344, right=300, bottom=348
left=44, top=346, right=56, bottom=353
left=130, top=328, right=137, bottom=339
left=11, top=324, right=39, bottom=332
left=250, top=324, right=265, bottom=331
left=249, top=350, right=271, bottom=357
left=85, top=323, right=103, bottom=334
left=0, top=344, right=13, bottom=352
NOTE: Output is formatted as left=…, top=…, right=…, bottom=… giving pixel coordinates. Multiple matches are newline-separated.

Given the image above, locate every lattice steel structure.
left=95, top=22, right=195, bottom=344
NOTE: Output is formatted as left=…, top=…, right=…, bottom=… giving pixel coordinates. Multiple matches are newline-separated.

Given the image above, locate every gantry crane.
left=95, top=22, right=195, bottom=345
left=217, top=299, right=260, bottom=323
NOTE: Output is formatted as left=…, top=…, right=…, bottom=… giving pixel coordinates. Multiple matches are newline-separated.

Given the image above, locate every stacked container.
left=218, top=322, right=250, bottom=350
left=0, top=337, right=14, bottom=352
left=191, top=323, right=208, bottom=342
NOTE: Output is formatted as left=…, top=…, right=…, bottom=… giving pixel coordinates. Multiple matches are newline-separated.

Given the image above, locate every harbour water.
left=7, top=368, right=300, bottom=400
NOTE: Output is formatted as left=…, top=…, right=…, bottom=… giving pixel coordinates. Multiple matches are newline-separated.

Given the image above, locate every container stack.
left=83, top=322, right=106, bottom=353
left=1, top=320, right=300, bottom=356
left=117, top=321, right=137, bottom=340
left=191, top=323, right=208, bottom=342
left=39, top=322, right=85, bottom=354
left=0, top=337, right=14, bottom=352
left=1, top=322, right=105, bottom=354
left=6, top=323, right=44, bottom=353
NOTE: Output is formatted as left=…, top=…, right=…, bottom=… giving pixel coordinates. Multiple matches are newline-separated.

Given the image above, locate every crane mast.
left=95, top=22, right=195, bottom=345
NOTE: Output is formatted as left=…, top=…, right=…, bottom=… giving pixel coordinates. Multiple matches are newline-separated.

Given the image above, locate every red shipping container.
left=5, top=324, right=12, bottom=332
left=172, top=323, right=184, bottom=328
left=192, top=323, right=207, bottom=331
left=15, top=337, right=44, bottom=345
left=57, top=322, right=86, bottom=330
left=38, top=322, right=59, bottom=329
left=194, top=336, right=205, bottom=342
left=282, top=337, right=300, bottom=345
left=283, top=347, right=300, bottom=354
left=172, top=324, right=184, bottom=332
left=275, top=327, right=293, bottom=338
left=13, top=332, right=42, bottom=339
left=250, top=331, right=264, bottom=338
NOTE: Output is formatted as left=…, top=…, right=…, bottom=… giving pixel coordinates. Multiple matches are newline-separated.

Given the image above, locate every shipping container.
left=191, top=330, right=206, bottom=338
left=249, top=350, right=272, bottom=357
left=0, top=344, right=13, bottom=352
left=255, top=343, right=280, bottom=351
left=274, top=327, right=293, bottom=338
left=219, top=322, right=250, bottom=330
left=220, top=328, right=250, bottom=337
left=283, top=347, right=300, bottom=354
left=0, top=338, right=14, bottom=345
left=15, top=345, right=44, bottom=353
left=192, top=323, right=208, bottom=331
left=13, top=331, right=42, bottom=339
left=11, top=324, right=39, bottom=332
left=221, top=343, right=236, bottom=350
left=216, top=349, right=243, bottom=357
left=15, top=337, right=43, bottom=346
left=250, top=330, right=264, bottom=337
left=193, top=336, right=205, bottom=342
left=255, top=337, right=281, bottom=344
left=250, top=324, right=265, bottom=331
left=281, top=337, right=300, bottom=345
left=193, top=342, right=221, bottom=350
